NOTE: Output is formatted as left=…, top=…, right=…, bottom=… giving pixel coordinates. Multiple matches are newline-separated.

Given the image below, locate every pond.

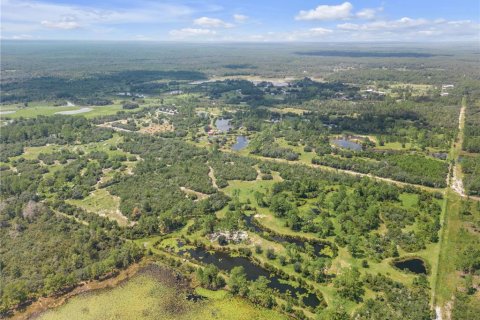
left=180, top=247, right=320, bottom=308
left=332, top=139, right=362, bottom=151
left=232, top=136, right=249, bottom=151
left=393, top=258, right=427, bottom=274
left=215, top=118, right=232, bottom=133
left=244, top=215, right=327, bottom=256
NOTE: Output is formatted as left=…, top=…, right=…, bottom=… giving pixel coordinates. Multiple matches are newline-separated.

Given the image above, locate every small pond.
left=332, top=139, right=362, bottom=151
left=393, top=258, right=427, bottom=274
left=215, top=118, right=232, bottom=133
left=232, top=136, right=249, bottom=151
left=180, top=247, right=320, bottom=308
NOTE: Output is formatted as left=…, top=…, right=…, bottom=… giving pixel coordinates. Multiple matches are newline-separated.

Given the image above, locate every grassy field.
left=39, top=268, right=288, bottom=320
left=0, top=98, right=164, bottom=120
left=67, top=189, right=130, bottom=226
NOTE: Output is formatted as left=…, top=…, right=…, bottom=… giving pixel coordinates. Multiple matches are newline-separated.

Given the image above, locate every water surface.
left=394, top=258, right=427, bottom=274
left=180, top=247, right=320, bottom=308
left=232, top=136, right=249, bottom=151
left=332, top=139, right=362, bottom=151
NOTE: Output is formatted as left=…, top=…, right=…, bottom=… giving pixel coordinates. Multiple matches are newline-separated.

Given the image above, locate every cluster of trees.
left=283, top=78, right=360, bottom=103
left=209, top=153, right=258, bottom=188
left=1, top=70, right=206, bottom=103
left=461, top=155, right=480, bottom=196
left=253, top=161, right=442, bottom=262
left=227, top=266, right=276, bottom=309
left=463, top=101, right=480, bottom=153
left=249, top=132, right=299, bottom=161
left=312, top=153, right=448, bottom=188
left=462, top=101, right=480, bottom=196
left=109, top=135, right=273, bottom=237
left=0, top=116, right=113, bottom=163
left=0, top=197, right=142, bottom=313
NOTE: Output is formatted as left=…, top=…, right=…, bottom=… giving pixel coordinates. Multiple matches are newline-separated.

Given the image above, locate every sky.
left=1, top=0, right=479, bottom=42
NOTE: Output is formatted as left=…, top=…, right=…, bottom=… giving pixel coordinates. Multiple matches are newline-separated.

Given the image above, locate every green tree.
left=334, top=267, right=364, bottom=302
left=228, top=266, right=249, bottom=296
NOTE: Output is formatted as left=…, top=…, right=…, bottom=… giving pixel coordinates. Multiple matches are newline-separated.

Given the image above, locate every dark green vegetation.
left=462, top=100, right=480, bottom=196
left=1, top=41, right=479, bottom=319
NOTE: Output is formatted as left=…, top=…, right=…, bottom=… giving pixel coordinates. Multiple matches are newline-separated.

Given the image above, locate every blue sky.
left=1, top=0, right=479, bottom=41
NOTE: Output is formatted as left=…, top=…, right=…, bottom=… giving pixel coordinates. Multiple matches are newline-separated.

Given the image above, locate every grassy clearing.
left=434, top=191, right=464, bottom=305
left=67, top=189, right=130, bottom=226
left=39, top=269, right=287, bottom=320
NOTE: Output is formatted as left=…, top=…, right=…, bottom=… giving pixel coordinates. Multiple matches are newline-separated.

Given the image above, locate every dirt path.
left=447, top=100, right=480, bottom=201
left=254, top=165, right=262, bottom=180
left=434, top=99, right=472, bottom=320
left=180, top=186, right=209, bottom=201
left=450, top=102, right=466, bottom=197
left=97, top=122, right=133, bottom=133
left=208, top=166, right=219, bottom=189
left=220, top=147, right=443, bottom=192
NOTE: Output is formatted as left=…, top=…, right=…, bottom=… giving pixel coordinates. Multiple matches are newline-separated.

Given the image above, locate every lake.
left=180, top=247, right=321, bottom=308
left=332, top=139, right=362, bottom=151
left=232, top=136, right=249, bottom=151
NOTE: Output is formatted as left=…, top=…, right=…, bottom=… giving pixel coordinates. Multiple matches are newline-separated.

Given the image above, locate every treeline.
left=1, top=70, right=206, bottom=103
left=463, top=101, right=480, bottom=153
left=462, top=155, right=480, bottom=196
left=0, top=116, right=113, bottom=162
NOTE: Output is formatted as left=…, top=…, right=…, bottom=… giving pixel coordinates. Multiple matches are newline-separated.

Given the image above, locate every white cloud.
left=10, top=34, right=35, bottom=39
left=356, top=8, right=377, bottom=20
left=336, top=18, right=480, bottom=41
left=295, top=2, right=353, bottom=21
left=193, top=17, right=233, bottom=28
left=233, top=14, right=248, bottom=22
left=41, top=17, right=81, bottom=30
left=169, top=28, right=216, bottom=38
left=1, top=0, right=196, bottom=36
left=338, top=17, right=430, bottom=31
left=309, top=27, right=333, bottom=35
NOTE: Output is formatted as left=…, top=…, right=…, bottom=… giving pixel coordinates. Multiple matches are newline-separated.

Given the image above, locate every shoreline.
left=9, top=263, right=143, bottom=320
